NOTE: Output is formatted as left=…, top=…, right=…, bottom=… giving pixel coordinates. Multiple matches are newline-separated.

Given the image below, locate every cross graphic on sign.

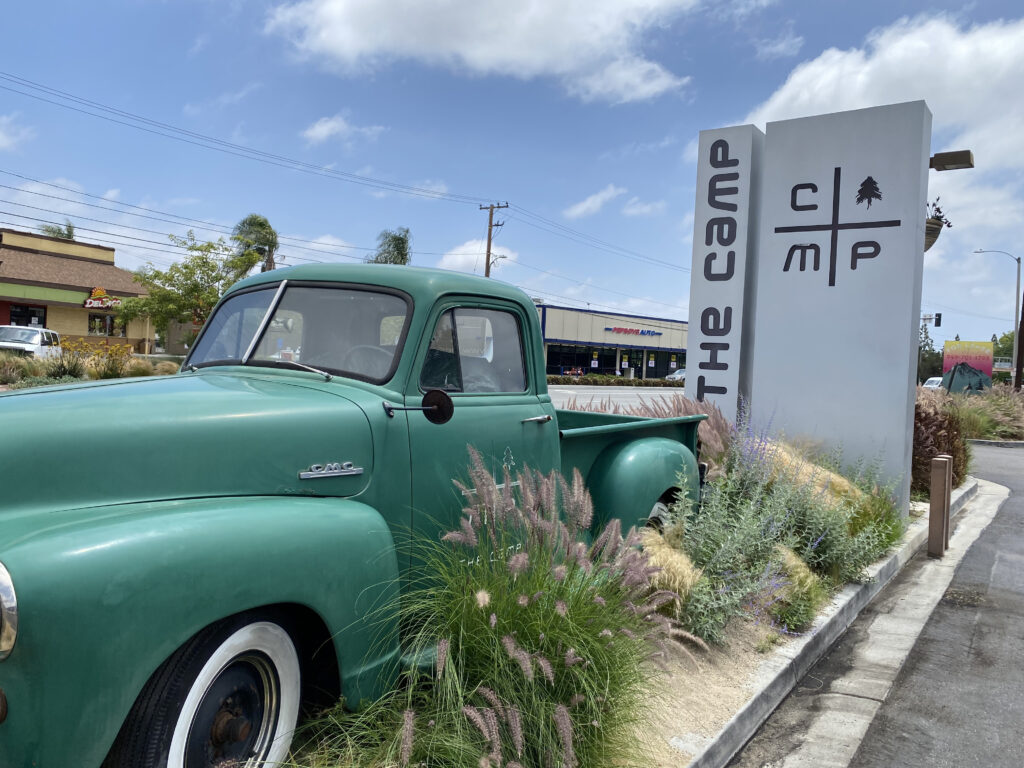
left=773, top=167, right=902, bottom=287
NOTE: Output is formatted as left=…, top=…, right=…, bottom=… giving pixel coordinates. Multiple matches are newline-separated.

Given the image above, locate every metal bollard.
left=928, top=455, right=952, bottom=558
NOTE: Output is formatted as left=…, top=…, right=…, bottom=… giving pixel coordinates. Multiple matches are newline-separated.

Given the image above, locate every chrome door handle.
left=521, top=414, right=553, bottom=423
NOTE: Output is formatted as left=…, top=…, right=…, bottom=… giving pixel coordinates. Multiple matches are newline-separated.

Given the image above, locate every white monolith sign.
left=749, top=101, right=931, bottom=505
left=686, top=124, right=764, bottom=422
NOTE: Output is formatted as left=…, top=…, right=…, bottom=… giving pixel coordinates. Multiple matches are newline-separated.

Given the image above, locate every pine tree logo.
left=856, top=176, right=882, bottom=208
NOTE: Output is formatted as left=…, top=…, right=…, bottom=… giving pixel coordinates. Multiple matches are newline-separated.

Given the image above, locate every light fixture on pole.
left=974, top=248, right=1021, bottom=389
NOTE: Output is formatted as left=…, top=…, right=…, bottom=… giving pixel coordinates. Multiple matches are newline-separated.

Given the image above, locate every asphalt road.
left=548, top=385, right=685, bottom=409
left=848, top=445, right=1024, bottom=768
left=729, top=444, right=1024, bottom=768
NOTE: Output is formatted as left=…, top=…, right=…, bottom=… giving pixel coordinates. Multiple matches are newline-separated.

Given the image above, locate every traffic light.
left=935, top=313, right=942, bottom=327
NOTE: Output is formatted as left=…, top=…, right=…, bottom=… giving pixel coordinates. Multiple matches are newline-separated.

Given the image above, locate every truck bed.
left=556, top=408, right=705, bottom=481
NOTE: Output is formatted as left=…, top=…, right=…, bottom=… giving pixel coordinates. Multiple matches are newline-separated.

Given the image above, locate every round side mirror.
left=422, top=389, right=454, bottom=425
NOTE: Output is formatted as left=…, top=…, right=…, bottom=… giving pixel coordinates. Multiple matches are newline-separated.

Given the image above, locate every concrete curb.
left=968, top=438, right=1024, bottom=448
left=681, top=476, right=980, bottom=768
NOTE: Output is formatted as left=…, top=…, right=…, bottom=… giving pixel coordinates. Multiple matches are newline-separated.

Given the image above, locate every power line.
left=0, top=72, right=492, bottom=205
left=0, top=73, right=687, bottom=275
left=0, top=171, right=686, bottom=312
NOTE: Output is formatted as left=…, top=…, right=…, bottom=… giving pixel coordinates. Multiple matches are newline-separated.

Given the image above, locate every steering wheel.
left=341, top=345, right=393, bottom=377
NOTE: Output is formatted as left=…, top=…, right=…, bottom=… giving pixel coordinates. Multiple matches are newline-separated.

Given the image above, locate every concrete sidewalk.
left=676, top=476, right=994, bottom=768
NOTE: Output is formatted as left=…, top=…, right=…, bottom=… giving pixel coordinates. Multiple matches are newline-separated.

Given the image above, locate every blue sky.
left=2, top=0, right=1022, bottom=350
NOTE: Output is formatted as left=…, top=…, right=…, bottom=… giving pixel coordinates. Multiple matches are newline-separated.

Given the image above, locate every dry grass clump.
left=126, top=358, right=155, bottom=377
left=0, top=351, right=46, bottom=384
left=912, top=387, right=969, bottom=495
left=154, top=360, right=181, bottom=375
left=770, top=442, right=863, bottom=507
left=640, top=526, right=702, bottom=603
left=951, top=383, right=1024, bottom=440
left=562, top=393, right=733, bottom=474
left=770, top=545, right=829, bottom=632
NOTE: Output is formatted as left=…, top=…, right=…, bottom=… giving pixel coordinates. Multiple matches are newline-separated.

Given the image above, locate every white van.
left=0, top=325, right=61, bottom=359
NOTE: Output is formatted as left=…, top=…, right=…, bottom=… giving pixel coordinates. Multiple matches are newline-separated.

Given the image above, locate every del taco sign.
left=83, top=287, right=123, bottom=309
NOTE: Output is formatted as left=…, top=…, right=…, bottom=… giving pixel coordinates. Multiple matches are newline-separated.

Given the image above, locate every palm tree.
left=232, top=214, right=280, bottom=272
left=39, top=219, right=75, bottom=239
left=368, top=227, right=411, bottom=265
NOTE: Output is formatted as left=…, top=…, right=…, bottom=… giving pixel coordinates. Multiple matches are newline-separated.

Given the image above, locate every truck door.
left=407, top=301, right=558, bottom=540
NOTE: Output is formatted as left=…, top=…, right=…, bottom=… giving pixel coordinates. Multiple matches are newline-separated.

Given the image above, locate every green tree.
left=993, top=330, right=1015, bottom=359
left=39, top=219, right=75, bottom=239
left=367, top=226, right=411, bottom=265
left=232, top=213, right=279, bottom=272
left=117, top=231, right=261, bottom=335
left=918, top=323, right=943, bottom=382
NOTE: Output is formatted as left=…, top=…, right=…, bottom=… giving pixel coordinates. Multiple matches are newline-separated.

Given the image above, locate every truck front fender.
left=586, top=437, right=699, bottom=533
left=0, top=496, right=400, bottom=768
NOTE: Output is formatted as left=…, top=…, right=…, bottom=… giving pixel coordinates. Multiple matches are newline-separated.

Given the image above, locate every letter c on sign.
left=790, top=183, right=818, bottom=211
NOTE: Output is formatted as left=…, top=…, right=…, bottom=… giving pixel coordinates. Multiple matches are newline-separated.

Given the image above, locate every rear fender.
left=586, top=437, right=699, bottom=534
left=0, top=496, right=400, bottom=768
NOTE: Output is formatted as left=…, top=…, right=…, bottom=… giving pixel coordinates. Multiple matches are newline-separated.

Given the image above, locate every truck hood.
left=0, top=371, right=374, bottom=521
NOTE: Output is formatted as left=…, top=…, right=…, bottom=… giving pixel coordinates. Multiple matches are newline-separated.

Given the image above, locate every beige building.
left=539, top=304, right=687, bottom=379
left=0, top=228, right=154, bottom=351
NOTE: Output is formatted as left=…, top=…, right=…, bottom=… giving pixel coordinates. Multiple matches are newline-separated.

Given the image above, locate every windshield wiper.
left=265, top=359, right=333, bottom=381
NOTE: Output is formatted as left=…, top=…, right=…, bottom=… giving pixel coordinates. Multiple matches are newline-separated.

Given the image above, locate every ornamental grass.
left=296, top=451, right=703, bottom=768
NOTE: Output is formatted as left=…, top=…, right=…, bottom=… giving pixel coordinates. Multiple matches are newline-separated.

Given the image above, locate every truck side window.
left=420, top=310, right=462, bottom=391
left=454, top=309, right=526, bottom=393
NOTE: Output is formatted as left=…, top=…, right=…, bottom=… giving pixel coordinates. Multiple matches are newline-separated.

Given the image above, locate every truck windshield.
left=0, top=327, right=41, bottom=345
left=187, top=284, right=410, bottom=383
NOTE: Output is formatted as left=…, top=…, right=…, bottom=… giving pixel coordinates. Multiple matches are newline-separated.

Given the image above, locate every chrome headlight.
left=0, top=562, right=17, bottom=660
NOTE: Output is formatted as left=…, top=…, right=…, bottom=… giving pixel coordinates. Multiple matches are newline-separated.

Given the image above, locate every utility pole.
left=480, top=202, right=508, bottom=277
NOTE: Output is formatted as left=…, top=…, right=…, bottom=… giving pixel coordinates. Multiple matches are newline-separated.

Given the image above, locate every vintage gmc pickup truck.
left=0, top=264, right=703, bottom=767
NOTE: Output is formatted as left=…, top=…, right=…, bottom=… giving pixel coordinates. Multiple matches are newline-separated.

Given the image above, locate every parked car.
left=0, top=264, right=705, bottom=768
left=0, top=325, right=60, bottom=359
left=665, top=368, right=686, bottom=382
left=922, top=376, right=943, bottom=389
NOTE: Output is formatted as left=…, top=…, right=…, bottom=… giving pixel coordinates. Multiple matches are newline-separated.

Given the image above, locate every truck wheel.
left=104, top=615, right=301, bottom=768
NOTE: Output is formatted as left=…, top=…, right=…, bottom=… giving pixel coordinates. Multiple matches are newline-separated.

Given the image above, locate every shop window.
left=9, top=304, right=46, bottom=327
left=89, top=314, right=126, bottom=337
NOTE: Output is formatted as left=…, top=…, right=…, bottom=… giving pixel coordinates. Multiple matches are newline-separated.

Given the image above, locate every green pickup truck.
left=0, top=264, right=703, bottom=768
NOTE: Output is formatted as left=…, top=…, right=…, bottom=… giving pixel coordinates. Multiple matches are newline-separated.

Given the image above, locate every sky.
left=1, top=0, right=1022, bottom=350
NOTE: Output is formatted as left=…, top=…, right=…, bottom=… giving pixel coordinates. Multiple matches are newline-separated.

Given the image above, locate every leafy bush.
left=547, top=374, right=685, bottom=387
left=769, top=546, right=828, bottom=632
left=669, top=430, right=903, bottom=643
left=297, top=453, right=702, bottom=768
left=9, top=375, right=84, bottom=390
left=87, top=341, right=135, bottom=379
left=45, top=337, right=91, bottom=379
left=912, top=388, right=969, bottom=495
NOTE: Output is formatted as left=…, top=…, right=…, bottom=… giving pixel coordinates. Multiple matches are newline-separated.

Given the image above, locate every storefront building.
left=538, top=303, right=687, bottom=379
left=0, top=228, right=153, bottom=350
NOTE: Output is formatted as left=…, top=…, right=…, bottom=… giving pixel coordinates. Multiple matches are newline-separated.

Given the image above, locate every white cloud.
left=0, top=113, right=35, bottom=152
left=600, top=135, right=676, bottom=161
left=754, top=26, right=803, bottom=60
left=745, top=16, right=1024, bottom=168
left=414, top=179, right=449, bottom=197
left=622, top=196, right=667, bottom=217
left=188, top=34, right=209, bottom=57
left=563, top=184, right=627, bottom=219
left=301, top=114, right=387, bottom=145
left=184, top=82, right=262, bottom=116
left=436, top=239, right=517, bottom=274
left=682, top=137, right=699, bottom=164
left=102, top=188, right=120, bottom=201
left=266, top=0, right=696, bottom=103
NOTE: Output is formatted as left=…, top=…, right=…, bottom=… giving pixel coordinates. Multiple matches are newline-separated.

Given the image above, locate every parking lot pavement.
left=548, top=385, right=684, bottom=409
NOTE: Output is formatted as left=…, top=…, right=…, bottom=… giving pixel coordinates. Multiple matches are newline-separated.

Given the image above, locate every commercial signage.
left=943, top=341, right=993, bottom=377
left=604, top=326, right=662, bottom=337
left=747, top=101, right=931, bottom=507
left=83, top=287, right=122, bottom=309
left=686, top=124, right=763, bottom=421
